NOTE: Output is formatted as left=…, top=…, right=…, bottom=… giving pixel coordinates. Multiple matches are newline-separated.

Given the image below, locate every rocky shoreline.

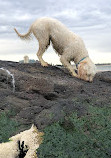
left=0, top=60, right=111, bottom=131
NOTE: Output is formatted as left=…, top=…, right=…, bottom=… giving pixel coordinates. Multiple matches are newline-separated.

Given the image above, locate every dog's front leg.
left=60, top=56, right=78, bottom=78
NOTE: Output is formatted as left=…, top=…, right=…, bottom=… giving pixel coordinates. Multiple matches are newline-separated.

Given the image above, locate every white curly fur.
left=14, top=17, right=96, bottom=82
left=0, top=125, right=44, bottom=158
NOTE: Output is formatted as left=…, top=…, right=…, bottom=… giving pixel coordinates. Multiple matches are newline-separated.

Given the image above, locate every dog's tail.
left=14, top=27, right=32, bottom=40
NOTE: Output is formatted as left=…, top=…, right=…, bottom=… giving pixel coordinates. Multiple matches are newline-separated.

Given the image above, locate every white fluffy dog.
left=0, top=125, right=44, bottom=158
left=14, top=17, right=96, bottom=82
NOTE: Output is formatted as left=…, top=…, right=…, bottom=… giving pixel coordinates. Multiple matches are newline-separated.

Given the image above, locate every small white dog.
left=0, top=125, right=44, bottom=158
left=14, top=17, right=96, bottom=82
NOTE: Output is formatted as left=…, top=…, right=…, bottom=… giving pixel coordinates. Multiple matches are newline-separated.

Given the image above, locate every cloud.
left=1, top=0, right=111, bottom=31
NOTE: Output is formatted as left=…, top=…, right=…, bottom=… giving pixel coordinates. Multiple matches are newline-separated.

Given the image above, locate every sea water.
left=96, top=65, right=111, bottom=72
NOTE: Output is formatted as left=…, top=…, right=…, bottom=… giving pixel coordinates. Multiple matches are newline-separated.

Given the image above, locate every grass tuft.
left=37, top=105, right=111, bottom=158
left=0, top=110, right=18, bottom=143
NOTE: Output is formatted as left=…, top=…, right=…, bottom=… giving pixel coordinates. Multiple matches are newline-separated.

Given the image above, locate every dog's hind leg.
left=37, top=46, right=48, bottom=67
left=33, top=27, right=50, bottom=67
left=60, top=55, right=78, bottom=78
left=36, top=38, right=50, bottom=67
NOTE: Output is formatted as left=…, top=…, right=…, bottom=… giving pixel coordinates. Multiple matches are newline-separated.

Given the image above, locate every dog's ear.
left=78, top=61, right=87, bottom=77
left=31, top=124, right=38, bottom=131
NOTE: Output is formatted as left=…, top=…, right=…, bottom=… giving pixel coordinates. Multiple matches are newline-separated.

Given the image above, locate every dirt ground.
left=0, top=60, right=111, bottom=130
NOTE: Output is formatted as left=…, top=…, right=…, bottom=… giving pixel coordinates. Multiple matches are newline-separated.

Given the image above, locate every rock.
left=0, top=60, right=111, bottom=131
left=96, top=71, right=111, bottom=83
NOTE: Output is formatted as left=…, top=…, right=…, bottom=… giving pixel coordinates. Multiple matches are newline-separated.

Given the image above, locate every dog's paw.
left=71, top=71, right=78, bottom=78
left=41, top=62, right=49, bottom=67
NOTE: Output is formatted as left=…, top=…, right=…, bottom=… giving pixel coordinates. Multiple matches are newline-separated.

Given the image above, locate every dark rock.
left=96, top=71, right=111, bottom=83
left=0, top=60, right=111, bottom=131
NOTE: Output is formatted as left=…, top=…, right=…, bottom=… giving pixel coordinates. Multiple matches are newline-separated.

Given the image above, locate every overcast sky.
left=0, top=0, right=111, bottom=64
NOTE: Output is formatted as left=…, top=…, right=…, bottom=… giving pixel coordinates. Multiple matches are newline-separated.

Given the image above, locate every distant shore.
left=96, top=63, right=111, bottom=66
left=96, top=64, right=111, bottom=72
